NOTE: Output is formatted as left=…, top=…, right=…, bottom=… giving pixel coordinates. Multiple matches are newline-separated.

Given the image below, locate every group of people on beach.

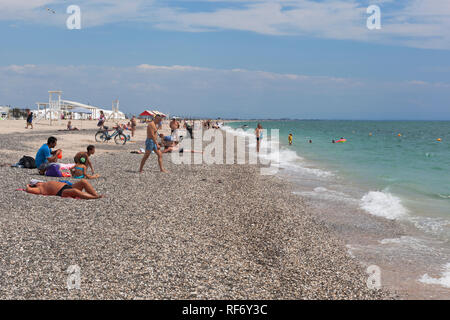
left=27, top=136, right=102, bottom=199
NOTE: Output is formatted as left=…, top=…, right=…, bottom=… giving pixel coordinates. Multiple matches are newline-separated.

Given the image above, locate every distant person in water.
left=139, top=114, right=167, bottom=173
left=25, top=180, right=103, bottom=199
left=332, top=140, right=335, bottom=143
left=74, top=145, right=96, bottom=174
left=255, top=123, right=263, bottom=153
left=309, top=140, right=312, bottom=143
left=288, top=133, right=293, bottom=145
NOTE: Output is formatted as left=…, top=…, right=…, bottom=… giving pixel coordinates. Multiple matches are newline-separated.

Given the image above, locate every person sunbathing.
left=162, top=141, right=202, bottom=154
left=25, top=180, right=103, bottom=199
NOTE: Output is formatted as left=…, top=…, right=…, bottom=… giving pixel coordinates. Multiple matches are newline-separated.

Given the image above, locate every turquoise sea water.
left=227, top=120, right=450, bottom=236
left=225, top=120, right=450, bottom=292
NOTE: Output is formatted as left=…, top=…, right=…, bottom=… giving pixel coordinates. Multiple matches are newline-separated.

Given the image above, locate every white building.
left=35, top=91, right=126, bottom=121
left=0, top=106, right=9, bottom=119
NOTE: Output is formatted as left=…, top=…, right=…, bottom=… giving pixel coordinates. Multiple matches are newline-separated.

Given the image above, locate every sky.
left=0, top=0, right=449, bottom=119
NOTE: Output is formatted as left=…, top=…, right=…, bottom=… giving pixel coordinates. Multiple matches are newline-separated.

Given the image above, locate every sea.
left=224, top=120, right=450, bottom=297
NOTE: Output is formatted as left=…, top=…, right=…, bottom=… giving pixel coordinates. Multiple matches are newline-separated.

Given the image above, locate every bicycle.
left=95, top=126, right=128, bottom=145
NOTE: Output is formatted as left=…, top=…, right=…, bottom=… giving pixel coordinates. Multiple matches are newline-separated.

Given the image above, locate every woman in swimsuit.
left=25, top=180, right=102, bottom=199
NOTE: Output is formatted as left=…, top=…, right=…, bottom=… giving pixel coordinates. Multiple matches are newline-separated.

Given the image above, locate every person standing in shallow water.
left=255, top=123, right=263, bottom=153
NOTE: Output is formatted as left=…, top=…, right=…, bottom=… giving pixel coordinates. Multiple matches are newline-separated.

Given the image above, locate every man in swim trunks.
left=74, top=145, right=96, bottom=174
left=139, top=114, right=168, bottom=173
left=25, top=179, right=102, bottom=199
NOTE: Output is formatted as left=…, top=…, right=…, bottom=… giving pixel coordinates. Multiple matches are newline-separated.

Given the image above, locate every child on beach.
left=74, top=145, right=96, bottom=174
left=288, top=133, right=293, bottom=145
left=71, top=160, right=100, bottom=179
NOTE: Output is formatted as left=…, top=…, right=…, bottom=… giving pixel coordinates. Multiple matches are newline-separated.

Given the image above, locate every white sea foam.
left=360, top=191, right=408, bottom=220
left=419, top=263, right=450, bottom=288
left=295, top=186, right=358, bottom=204
left=223, top=125, right=334, bottom=178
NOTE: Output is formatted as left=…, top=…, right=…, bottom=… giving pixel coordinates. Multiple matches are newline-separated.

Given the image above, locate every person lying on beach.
left=74, top=145, right=96, bottom=174
left=162, top=141, right=203, bottom=154
left=36, top=136, right=62, bottom=175
left=25, top=180, right=103, bottom=199
left=67, top=121, right=79, bottom=131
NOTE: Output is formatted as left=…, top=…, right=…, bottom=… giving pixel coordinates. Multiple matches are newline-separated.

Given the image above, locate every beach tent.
left=71, top=107, right=92, bottom=114
left=139, top=110, right=155, bottom=117
left=152, top=110, right=167, bottom=117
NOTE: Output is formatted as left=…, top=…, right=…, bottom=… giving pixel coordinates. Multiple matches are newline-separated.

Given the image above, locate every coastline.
left=223, top=120, right=450, bottom=299
left=0, top=121, right=391, bottom=299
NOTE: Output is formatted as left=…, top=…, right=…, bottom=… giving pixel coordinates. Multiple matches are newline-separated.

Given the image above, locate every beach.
left=0, top=120, right=391, bottom=299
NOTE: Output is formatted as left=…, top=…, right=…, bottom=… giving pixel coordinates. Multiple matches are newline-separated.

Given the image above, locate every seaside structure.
left=0, top=106, right=9, bottom=119
left=34, top=91, right=125, bottom=121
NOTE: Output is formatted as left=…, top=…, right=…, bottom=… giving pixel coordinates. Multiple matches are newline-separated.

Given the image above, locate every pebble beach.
left=0, top=120, right=392, bottom=299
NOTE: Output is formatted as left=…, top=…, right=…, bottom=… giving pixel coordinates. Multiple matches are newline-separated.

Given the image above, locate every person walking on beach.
left=255, top=123, right=263, bottom=153
left=130, top=116, right=137, bottom=138
left=35, top=136, right=62, bottom=175
left=288, top=133, right=293, bottom=145
left=74, top=145, right=96, bottom=174
left=25, top=110, right=33, bottom=129
left=97, top=111, right=106, bottom=129
left=139, top=114, right=168, bottom=173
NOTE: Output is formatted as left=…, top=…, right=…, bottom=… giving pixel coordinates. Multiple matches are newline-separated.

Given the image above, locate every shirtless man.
left=74, top=145, right=96, bottom=174
left=139, top=114, right=168, bottom=173
left=130, top=116, right=137, bottom=137
left=25, top=179, right=102, bottom=199
left=169, top=117, right=180, bottom=135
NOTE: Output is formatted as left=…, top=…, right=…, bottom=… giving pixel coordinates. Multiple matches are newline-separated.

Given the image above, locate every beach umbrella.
left=70, top=107, right=92, bottom=128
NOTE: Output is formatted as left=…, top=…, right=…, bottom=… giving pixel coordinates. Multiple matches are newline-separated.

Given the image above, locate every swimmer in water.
left=288, top=133, right=293, bottom=145
left=309, top=140, right=312, bottom=143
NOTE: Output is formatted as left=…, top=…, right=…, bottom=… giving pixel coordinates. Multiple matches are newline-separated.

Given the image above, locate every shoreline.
left=223, top=121, right=450, bottom=299
left=0, top=123, right=392, bottom=299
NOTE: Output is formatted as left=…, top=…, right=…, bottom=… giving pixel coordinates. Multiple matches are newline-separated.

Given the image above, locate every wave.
left=222, top=125, right=334, bottom=178
left=419, top=263, right=450, bottom=288
left=360, top=191, right=408, bottom=220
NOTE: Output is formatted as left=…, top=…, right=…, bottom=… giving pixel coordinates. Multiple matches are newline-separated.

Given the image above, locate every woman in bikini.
left=25, top=180, right=103, bottom=199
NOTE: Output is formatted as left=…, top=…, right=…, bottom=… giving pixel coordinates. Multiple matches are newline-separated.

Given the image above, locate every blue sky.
left=0, top=0, right=449, bottom=119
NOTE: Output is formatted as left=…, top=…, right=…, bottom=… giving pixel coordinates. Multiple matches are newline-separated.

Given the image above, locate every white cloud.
left=1, top=63, right=449, bottom=119
left=1, top=1, right=449, bottom=49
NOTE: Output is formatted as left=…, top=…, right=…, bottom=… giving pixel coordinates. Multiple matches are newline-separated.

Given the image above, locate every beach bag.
left=19, top=156, right=36, bottom=169
left=45, top=163, right=63, bottom=177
